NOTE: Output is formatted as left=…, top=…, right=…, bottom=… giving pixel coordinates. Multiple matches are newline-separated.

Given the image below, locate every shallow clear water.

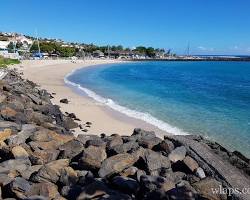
left=66, top=61, right=250, bottom=156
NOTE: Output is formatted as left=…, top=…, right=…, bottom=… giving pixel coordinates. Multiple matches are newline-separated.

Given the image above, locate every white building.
left=0, top=41, right=10, bottom=50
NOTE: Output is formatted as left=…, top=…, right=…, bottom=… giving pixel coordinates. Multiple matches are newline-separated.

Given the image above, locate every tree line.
left=7, top=40, right=169, bottom=58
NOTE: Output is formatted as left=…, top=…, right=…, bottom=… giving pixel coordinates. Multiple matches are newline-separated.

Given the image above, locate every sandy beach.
left=16, top=59, right=166, bottom=138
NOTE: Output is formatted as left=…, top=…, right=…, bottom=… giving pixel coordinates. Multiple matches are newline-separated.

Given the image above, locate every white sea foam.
left=64, top=69, right=188, bottom=135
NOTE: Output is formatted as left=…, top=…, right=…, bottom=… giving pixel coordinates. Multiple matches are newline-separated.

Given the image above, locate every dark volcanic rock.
left=76, top=179, right=131, bottom=200
left=11, top=146, right=29, bottom=159
left=60, top=98, right=69, bottom=104
left=168, top=146, right=187, bottom=163
left=0, top=158, right=31, bottom=173
left=106, top=135, right=123, bottom=150
left=30, top=159, right=69, bottom=183
left=141, top=149, right=170, bottom=175
left=58, top=139, right=84, bottom=161
left=138, top=136, right=162, bottom=149
left=112, top=141, right=139, bottom=154
left=85, top=138, right=106, bottom=148
left=139, top=175, right=175, bottom=199
left=61, top=185, right=82, bottom=199
left=131, top=128, right=156, bottom=142
left=6, top=124, right=37, bottom=145
left=76, top=135, right=100, bottom=145
left=112, top=176, right=139, bottom=194
left=99, top=153, right=137, bottom=178
left=154, top=139, right=175, bottom=154
left=62, top=116, right=78, bottom=130
left=59, top=166, right=78, bottom=186
left=0, top=106, right=26, bottom=123
left=8, top=177, right=31, bottom=199
left=0, top=121, right=21, bottom=133
left=120, top=166, right=138, bottom=177
left=183, top=156, right=199, bottom=172
left=26, top=182, right=60, bottom=199
left=25, top=109, right=54, bottom=125
left=79, top=145, right=107, bottom=170
left=29, top=149, right=60, bottom=165
left=192, top=177, right=227, bottom=200
left=29, top=128, right=53, bottom=142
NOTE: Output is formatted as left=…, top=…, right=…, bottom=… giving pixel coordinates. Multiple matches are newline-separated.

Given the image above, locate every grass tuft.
left=0, top=56, right=20, bottom=68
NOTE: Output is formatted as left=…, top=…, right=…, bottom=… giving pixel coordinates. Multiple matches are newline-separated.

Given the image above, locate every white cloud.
left=197, top=46, right=214, bottom=51
left=197, top=46, right=206, bottom=50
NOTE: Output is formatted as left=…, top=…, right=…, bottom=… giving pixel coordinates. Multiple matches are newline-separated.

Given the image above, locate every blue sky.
left=1, top=0, right=250, bottom=55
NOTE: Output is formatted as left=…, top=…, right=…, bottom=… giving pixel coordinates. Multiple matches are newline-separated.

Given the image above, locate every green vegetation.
left=0, top=56, right=20, bottom=68
left=28, top=40, right=168, bottom=58
left=30, top=41, right=76, bottom=57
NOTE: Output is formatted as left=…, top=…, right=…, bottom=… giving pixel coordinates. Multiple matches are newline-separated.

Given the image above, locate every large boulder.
left=62, top=116, right=78, bottom=130
left=138, top=136, right=162, bottom=149
left=0, top=128, right=12, bottom=142
left=60, top=185, right=82, bottom=199
left=98, top=153, right=137, bottom=178
left=154, top=139, right=175, bottom=154
left=192, top=178, right=227, bottom=200
left=106, top=135, right=123, bottom=150
left=0, top=158, right=31, bottom=173
left=20, top=165, right=43, bottom=180
left=183, top=156, right=199, bottom=172
left=167, top=180, right=198, bottom=200
left=8, top=177, right=31, bottom=199
left=58, top=139, right=84, bottom=160
left=112, top=176, right=139, bottom=194
left=6, top=124, right=37, bottom=145
left=11, top=146, right=29, bottom=159
left=29, top=128, right=53, bottom=142
left=0, top=121, right=21, bottom=133
left=76, top=179, right=131, bottom=200
left=0, top=106, right=26, bottom=123
left=29, top=149, right=60, bottom=165
left=76, top=135, right=100, bottom=145
left=141, top=149, right=171, bottom=175
left=30, top=159, right=69, bottom=183
left=120, top=166, right=138, bottom=177
left=79, top=145, right=107, bottom=170
left=58, top=167, right=78, bottom=186
left=85, top=138, right=106, bottom=148
left=26, top=182, right=60, bottom=200
left=168, top=146, right=187, bottom=163
left=112, top=141, right=139, bottom=154
left=76, top=180, right=110, bottom=200
left=132, top=128, right=156, bottom=139
left=139, top=175, right=175, bottom=199
left=25, top=109, right=53, bottom=125
left=0, top=173, right=15, bottom=187
left=28, top=140, right=61, bottom=151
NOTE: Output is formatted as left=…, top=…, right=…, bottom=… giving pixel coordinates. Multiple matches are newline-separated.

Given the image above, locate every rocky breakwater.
left=0, top=70, right=249, bottom=200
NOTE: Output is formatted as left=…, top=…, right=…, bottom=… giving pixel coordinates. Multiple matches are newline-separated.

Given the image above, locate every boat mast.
left=35, top=29, right=40, bottom=54
left=187, top=41, right=190, bottom=57
left=107, top=45, right=110, bottom=58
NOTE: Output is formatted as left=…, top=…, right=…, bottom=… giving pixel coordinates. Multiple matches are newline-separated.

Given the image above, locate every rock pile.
left=0, top=70, right=249, bottom=200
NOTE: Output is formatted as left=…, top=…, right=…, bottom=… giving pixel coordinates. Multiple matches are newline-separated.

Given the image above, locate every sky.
left=0, top=0, right=250, bottom=55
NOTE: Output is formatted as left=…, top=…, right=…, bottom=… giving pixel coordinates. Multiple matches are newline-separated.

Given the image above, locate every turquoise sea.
left=65, top=61, right=250, bottom=156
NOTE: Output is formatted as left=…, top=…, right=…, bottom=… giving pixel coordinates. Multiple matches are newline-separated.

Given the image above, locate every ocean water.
left=65, top=61, right=250, bottom=156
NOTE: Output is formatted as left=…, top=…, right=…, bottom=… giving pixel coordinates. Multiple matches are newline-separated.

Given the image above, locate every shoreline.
left=17, top=59, right=168, bottom=138
left=1, top=69, right=249, bottom=200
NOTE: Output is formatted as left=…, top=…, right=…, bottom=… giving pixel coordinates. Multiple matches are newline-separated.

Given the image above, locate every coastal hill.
left=0, top=69, right=249, bottom=199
